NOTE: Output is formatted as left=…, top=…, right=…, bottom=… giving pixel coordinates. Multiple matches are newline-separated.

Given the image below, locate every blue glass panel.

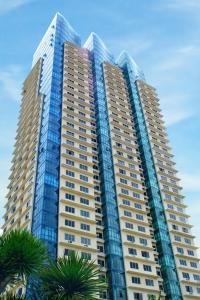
left=84, top=33, right=127, bottom=300
left=117, top=52, right=183, bottom=300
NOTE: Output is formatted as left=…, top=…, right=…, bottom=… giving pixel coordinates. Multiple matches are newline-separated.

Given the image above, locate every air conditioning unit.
left=68, top=240, right=73, bottom=243
left=84, top=244, right=88, bottom=247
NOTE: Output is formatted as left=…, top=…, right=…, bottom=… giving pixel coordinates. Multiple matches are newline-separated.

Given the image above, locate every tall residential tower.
left=2, top=13, right=200, bottom=300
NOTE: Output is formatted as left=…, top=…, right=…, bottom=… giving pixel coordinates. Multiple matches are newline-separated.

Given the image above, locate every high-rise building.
left=2, top=13, right=200, bottom=300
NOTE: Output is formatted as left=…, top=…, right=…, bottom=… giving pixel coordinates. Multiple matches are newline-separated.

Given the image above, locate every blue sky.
left=0, top=0, right=200, bottom=248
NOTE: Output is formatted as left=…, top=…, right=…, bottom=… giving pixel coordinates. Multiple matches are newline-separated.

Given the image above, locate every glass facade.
left=117, top=52, right=182, bottom=300
left=84, top=34, right=127, bottom=300
left=31, top=13, right=81, bottom=256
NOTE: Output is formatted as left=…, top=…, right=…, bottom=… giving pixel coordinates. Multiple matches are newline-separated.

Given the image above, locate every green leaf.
left=0, top=292, right=26, bottom=300
left=0, top=229, right=47, bottom=293
left=39, top=252, right=107, bottom=300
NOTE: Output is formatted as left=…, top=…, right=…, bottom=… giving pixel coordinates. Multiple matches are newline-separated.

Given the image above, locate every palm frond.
left=0, top=292, right=26, bottom=300
left=0, top=230, right=47, bottom=292
left=40, top=252, right=107, bottom=300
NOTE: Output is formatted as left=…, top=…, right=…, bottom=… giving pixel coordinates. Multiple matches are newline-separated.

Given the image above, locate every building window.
left=119, top=169, right=126, bottom=174
left=65, top=233, right=75, bottom=242
left=172, top=224, right=179, bottom=230
left=80, top=197, right=89, bottom=205
left=65, top=206, right=75, bottom=213
left=79, top=145, right=87, bottom=151
left=81, top=252, right=91, bottom=260
left=80, top=186, right=89, bottom=193
left=179, top=259, right=187, bottom=266
left=66, top=170, right=75, bottom=177
left=65, top=219, right=75, bottom=227
left=65, top=194, right=75, bottom=201
left=132, top=277, right=141, bottom=284
left=66, top=139, right=74, bottom=146
left=80, top=174, right=88, bottom=182
left=98, top=259, right=105, bottom=268
left=175, top=235, right=181, bottom=242
left=123, top=199, right=130, bottom=206
left=79, top=136, right=87, bottom=141
left=182, top=272, right=190, bottom=280
left=190, top=262, right=197, bottom=268
left=133, top=192, right=140, bottom=198
left=79, top=154, right=87, bottom=161
left=125, top=222, right=133, bottom=229
left=130, top=262, right=138, bottom=269
left=66, top=159, right=74, bottom=166
left=187, top=250, right=194, bottom=256
left=66, top=149, right=74, bottom=156
left=81, top=237, right=91, bottom=245
left=138, top=226, right=145, bottom=232
left=136, top=214, right=143, bottom=221
left=185, top=238, right=191, bottom=245
left=121, top=188, right=129, bottom=195
left=120, top=178, right=127, bottom=184
left=80, top=210, right=90, bottom=218
left=79, top=127, right=86, bottom=133
left=65, top=181, right=75, bottom=189
left=141, top=251, right=149, bottom=258
left=145, top=279, right=154, bottom=286
left=66, top=131, right=74, bottom=136
left=128, top=248, right=137, bottom=255
left=130, top=173, right=137, bottom=179
left=131, top=182, right=138, bottom=188
left=185, top=286, right=193, bottom=293
left=127, top=235, right=135, bottom=242
left=143, top=265, right=152, bottom=272
left=133, top=293, right=143, bottom=300
left=134, top=203, right=142, bottom=209
left=193, top=274, right=200, bottom=281
left=80, top=223, right=90, bottom=231
left=124, top=210, right=132, bottom=217
left=182, top=227, right=189, bottom=233
left=97, top=245, right=104, bottom=253
left=140, top=238, right=147, bottom=246
left=80, top=164, right=88, bottom=170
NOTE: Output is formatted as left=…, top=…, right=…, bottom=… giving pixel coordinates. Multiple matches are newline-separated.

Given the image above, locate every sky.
left=0, top=0, right=200, bottom=247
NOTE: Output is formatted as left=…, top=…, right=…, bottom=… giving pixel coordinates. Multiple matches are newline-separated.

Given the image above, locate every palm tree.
left=0, top=229, right=47, bottom=294
left=0, top=292, right=26, bottom=300
left=39, top=252, right=107, bottom=300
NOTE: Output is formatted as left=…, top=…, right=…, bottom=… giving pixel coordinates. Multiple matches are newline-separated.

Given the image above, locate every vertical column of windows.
left=2, top=60, right=43, bottom=234
left=117, top=54, right=183, bottom=299
left=103, top=63, right=164, bottom=300
left=31, top=15, right=81, bottom=258
left=137, top=80, right=200, bottom=299
left=84, top=34, right=127, bottom=300
left=59, top=42, right=107, bottom=299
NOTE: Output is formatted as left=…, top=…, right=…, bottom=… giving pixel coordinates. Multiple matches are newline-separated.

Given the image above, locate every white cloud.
left=109, top=36, right=153, bottom=56
left=0, top=0, right=33, bottom=14
left=145, top=44, right=200, bottom=126
left=159, top=93, right=194, bottom=126
left=164, top=0, right=200, bottom=10
left=165, top=109, right=193, bottom=126
left=153, top=45, right=200, bottom=72
left=179, top=173, right=200, bottom=192
left=0, top=65, right=25, bottom=102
